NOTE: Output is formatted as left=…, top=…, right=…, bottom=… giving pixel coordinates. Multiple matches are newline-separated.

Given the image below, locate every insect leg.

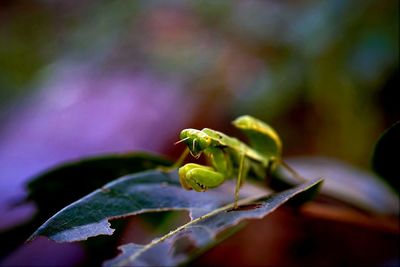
left=179, top=163, right=225, bottom=191
left=234, top=153, right=246, bottom=209
left=281, top=160, right=306, bottom=182
left=204, top=147, right=233, bottom=178
left=172, top=147, right=190, bottom=168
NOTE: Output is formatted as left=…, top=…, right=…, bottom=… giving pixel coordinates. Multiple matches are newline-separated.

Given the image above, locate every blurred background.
left=0, top=0, right=398, bottom=266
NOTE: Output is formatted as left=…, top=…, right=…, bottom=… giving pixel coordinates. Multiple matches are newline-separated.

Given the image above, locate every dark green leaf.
left=104, top=178, right=323, bottom=267
left=272, top=157, right=399, bottom=214
left=27, top=152, right=172, bottom=219
left=0, top=153, right=171, bottom=260
left=372, top=121, right=400, bottom=194
left=28, top=170, right=234, bottom=242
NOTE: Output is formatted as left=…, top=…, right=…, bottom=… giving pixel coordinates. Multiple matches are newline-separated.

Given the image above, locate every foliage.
left=23, top=120, right=400, bottom=266
left=28, top=165, right=322, bottom=266
left=372, top=121, right=400, bottom=193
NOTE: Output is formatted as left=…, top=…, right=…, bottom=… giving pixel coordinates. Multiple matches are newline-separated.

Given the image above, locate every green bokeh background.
left=0, top=0, right=398, bottom=171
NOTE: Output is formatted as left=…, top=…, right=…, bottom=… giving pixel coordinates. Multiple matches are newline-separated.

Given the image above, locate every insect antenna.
left=174, top=137, right=190, bottom=145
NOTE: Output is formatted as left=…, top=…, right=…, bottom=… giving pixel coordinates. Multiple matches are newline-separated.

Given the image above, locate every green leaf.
left=104, top=178, right=323, bottom=267
left=0, top=153, right=171, bottom=260
left=29, top=166, right=322, bottom=244
left=28, top=170, right=234, bottom=242
left=372, top=121, right=400, bottom=194
left=27, top=152, right=172, bottom=219
left=272, top=157, right=399, bottom=214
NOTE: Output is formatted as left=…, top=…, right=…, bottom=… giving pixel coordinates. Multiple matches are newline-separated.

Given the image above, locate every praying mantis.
left=176, top=115, right=304, bottom=209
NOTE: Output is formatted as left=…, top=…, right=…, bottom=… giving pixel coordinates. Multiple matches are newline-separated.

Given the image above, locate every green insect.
left=176, top=115, right=302, bottom=208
